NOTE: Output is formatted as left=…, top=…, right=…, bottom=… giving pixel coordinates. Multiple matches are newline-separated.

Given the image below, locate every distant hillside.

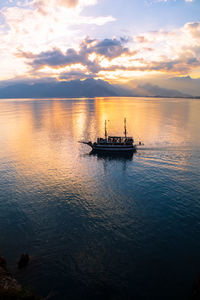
left=0, top=78, right=192, bottom=98
left=136, top=83, right=191, bottom=98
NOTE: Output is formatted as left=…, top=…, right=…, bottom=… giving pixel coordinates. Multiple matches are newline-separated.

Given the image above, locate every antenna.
left=124, top=118, right=127, bottom=138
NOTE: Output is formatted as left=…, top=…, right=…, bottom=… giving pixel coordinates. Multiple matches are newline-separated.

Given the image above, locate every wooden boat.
left=80, top=118, right=143, bottom=152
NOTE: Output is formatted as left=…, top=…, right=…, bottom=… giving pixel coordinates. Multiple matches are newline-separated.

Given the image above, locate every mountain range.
left=0, top=78, right=195, bottom=99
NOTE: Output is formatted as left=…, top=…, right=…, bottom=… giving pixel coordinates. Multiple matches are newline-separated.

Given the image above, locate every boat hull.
left=91, top=144, right=136, bottom=152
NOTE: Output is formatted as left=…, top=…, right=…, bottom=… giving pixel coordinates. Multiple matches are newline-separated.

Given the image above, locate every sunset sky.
left=0, top=0, right=200, bottom=85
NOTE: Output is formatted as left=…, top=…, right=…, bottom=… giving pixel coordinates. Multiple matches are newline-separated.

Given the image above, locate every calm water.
left=0, top=97, right=200, bottom=299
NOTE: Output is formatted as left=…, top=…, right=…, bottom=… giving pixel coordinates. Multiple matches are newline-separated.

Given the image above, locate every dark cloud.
left=18, top=37, right=129, bottom=79
left=30, top=49, right=81, bottom=67
left=91, top=38, right=128, bottom=58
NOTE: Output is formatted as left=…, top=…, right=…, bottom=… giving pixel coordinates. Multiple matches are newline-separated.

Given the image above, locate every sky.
left=0, top=0, right=200, bottom=86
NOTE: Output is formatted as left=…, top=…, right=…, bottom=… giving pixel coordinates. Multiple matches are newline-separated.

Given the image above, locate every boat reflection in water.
left=89, top=149, right=135, bottom=172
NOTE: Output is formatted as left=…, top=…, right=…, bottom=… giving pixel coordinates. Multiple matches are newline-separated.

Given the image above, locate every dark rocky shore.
left=1, top=254, right=200, bottom=300
left=0, top=256, right=40, bottom=300
left=191, top=275, right=200, bottom=300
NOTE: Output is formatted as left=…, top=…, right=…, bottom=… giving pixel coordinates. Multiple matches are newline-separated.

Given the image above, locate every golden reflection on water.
left=0, top=97, right=199, bottom=180
left=93, top=97, right=196, bottom=146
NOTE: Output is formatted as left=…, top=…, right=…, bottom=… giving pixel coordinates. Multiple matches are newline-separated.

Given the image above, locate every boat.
left=80, top=118, right=143, bottom=152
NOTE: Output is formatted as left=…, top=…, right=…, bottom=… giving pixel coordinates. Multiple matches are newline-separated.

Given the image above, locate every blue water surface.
left=0, top=97, right=200, bottom=299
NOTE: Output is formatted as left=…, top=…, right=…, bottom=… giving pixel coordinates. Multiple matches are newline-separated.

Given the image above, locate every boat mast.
left=105, top=120, right=107, bottom=139
left=124, top=118, right=127, bottom=138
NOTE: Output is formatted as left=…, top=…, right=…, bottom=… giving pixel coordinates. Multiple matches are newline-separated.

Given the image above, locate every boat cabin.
left=97, top=136, right=134, bottom=145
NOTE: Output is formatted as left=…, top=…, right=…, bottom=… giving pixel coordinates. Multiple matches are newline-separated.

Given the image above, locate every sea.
left=0, top=97, right=200, bottom=300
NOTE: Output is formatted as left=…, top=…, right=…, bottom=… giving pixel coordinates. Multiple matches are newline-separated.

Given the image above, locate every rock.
left=191, top=275, right=200, bottom=300
left=18, top=253, right=30, bottom=269
left=0, top=257, right=21, bottom=291
left=0, top=255, right=41, bottom=299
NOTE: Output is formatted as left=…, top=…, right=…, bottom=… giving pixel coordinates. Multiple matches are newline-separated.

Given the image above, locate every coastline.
left=0, top=95, right=200, bottom=100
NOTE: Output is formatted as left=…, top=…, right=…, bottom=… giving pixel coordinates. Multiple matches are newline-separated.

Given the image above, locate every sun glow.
left=39, top=63, right=87, bottom=74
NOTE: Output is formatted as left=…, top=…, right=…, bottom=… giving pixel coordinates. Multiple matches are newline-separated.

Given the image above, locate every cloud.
left=18, top=37, right=129, bottom=76
left=91, top=38, right=129, bottom=57
left=21, top=48, right=84, bottom=67
left=184, top=22, right=200, bottom=39
left=0, top=0, right=199, bottom=84
left=0, top=0, right=114, bottom=54
left=32, top=0, right=97, bottom=12
left=145, top=0, right=194, bottom=4
left=0, top=0, right=115, bottom=80
left=15, top=20, right=200, bottom=82
left=131, top=22, right=200, bottom=71
left=15, top=20, right=200, bottom=83
left=135, top=36, right=149, bottom=43
left=33, top=0, right=79, bottom=9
